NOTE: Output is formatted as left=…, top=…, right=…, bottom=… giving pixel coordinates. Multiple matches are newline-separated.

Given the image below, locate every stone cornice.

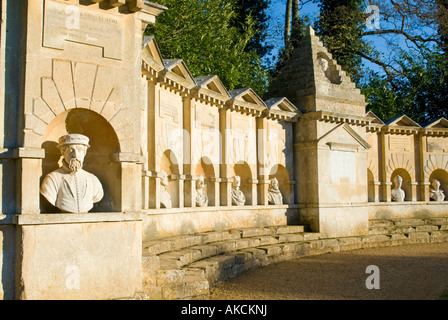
left=299, top=110, right=371, bottom=126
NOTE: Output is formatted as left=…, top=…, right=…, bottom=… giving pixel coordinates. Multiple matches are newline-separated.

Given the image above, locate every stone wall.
left=1, top=0, right=448, bottom=300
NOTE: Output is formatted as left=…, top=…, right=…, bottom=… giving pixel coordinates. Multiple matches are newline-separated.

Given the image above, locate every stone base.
left=1, top=213, right=143, bottom=300
left=368, top=202, right=448, bottom=220
left=298, top=204, right=369, bottom=238
left=142, top=205, right=300, bottom=241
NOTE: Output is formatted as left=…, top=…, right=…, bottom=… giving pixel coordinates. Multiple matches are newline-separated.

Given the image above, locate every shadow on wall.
left=40, top=109, right=121, bottom=213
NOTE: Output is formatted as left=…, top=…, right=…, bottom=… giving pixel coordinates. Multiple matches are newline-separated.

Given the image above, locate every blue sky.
left=264, top=0, right=386, bottom=76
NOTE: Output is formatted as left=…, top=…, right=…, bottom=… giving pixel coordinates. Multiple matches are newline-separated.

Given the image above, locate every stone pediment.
left=162, top=59, right=196, bottom=88
left=424, top=117, right=448, bottom=129
left=422, top=117, right=448, bottom=136
left=264, top=97, right=300, bottom=121
left=384, top=115, right=421, bottom=134
left=366, top=111, right=385, bottom=132
left=141, top=36, right=165, bottom=78
left=366, top=111, right=385, bottom=125
left=192, top=75, right=231, bottom=105
left=227, top=88, right=267, bottom=116
left=385, top=114, right=420, bottom=127
left=318, top=123, right=371, bottom=151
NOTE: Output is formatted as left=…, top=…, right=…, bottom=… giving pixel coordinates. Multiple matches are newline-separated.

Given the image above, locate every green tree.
left=145, top=0, right=269, bottom=95
left=232, top=0, right=273, bottom=60
left=315, top=0, right=369, bottom=84
left=362, top=47, right=448, bottom=123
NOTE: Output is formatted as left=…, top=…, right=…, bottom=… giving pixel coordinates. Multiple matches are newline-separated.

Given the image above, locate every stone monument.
left=40, top=134, right=103, bottom=213
left=268, top=178, right=283, bottom=205
left=391, top=175, right=406, bottom=202
left=195, top=175, right=208, bottom=207
left=231, top=175, right=246, bottom=206
left=160, top=170, right=172, bottom=208
left=430, top=179, right=445, bottom=201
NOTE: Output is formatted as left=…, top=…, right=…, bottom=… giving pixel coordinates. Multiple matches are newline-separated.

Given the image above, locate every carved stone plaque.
left=389, top=135, right=412, bottom=151
left=160, top=90, right=181, bottom=122
left=43, top=0, right=123, bottom=60
left=427, top=137, right=448, bottom=152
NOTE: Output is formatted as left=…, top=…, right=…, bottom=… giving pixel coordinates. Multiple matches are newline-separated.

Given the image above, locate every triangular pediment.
left=141, top=36, right=164, bottom=74
left=263, top=97, right=300, bottom=122
left=265, top=97, right=298, bottom=113
left=318, top=123, right=371, bottom=151
left=227, top=88, right=267, bottom=116
left=229, top=88, right=266, bottom=107
left=162, top=59, right=196, bottom=88
left=194, top=75, right=230, bottom=98
left=385, top=115, right=421, bottom=128
left=366, top=111, right=385, bottom=125
left=424, top=117, right=448, bottom=129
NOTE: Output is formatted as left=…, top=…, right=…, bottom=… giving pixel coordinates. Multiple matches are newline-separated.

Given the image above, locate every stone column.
left=422, top=181, right=431, bottom=202
left=177, top=174, right=185, bottom=208
left=183, top=175, right=195, bottom=208
left=382, top=181, right=392, bottom=202
left=411, top=181, right=418, bottom=201
left=256, top=117, right=268, bottom=205
left=219, top=108, right=232, bottom=206
left=373, top=181, right=381, bottom=202
left=183, top=96, right=194, bottom=207
left=209, top=177, right=220, bottom=206
left=112, top=152, right=145, bottom=212
left=14, top=147, right=45, bottom=214
left=248, top=179, right=258, bottom=205
left=142, top=170, right=151, bottom=209
left=258, top=178, right=270, bottom=205
left=147, top=80, right=160, bottom=209
left=288, top=180, right=296, bottom=204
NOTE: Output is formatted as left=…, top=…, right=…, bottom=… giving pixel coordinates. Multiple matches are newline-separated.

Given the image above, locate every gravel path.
left=209, top=242, right=448, bottom=300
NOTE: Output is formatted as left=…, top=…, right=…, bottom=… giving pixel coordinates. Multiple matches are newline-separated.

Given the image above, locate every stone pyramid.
left=267, top=26, right=367, bottom=116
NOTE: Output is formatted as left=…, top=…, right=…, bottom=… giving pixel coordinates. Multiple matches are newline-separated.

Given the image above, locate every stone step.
left=368, top=217, right=448, bottom=235
left=155, top=232, right=311, bottom=270
left=142, top=225, right=306, bottom=256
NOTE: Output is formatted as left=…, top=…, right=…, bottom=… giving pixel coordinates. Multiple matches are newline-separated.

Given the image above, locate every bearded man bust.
left=40, top=134, right=104, bottom=213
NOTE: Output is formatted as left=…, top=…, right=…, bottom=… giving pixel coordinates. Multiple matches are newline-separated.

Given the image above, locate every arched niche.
left=234, top=161, right=252, bottom=205
left=161, top=149, right=180, bottom=208
left=316, top=52, right=342, bottom=85
left=40, top=108, right=120, bottom=212
left=429, top=169, right=448, bottom=201
left=390, top=168, right=412, bottom=201
left=195, top=157, right=216, bottom=206
left=269, top=164, right=289, bottom=204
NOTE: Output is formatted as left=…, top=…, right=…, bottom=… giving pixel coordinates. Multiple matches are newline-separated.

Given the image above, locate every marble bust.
left=391, top=175, right=405, bottom=202
left=40, top=134, right=103, bottom=213
left=195, top=175, right=208, bottom=207
left=159, top=170, right=172, bottom=208
left=231, top=175, right=245, bottom=206
left=268, top=178, right=283, bottom=205
left=430, top=179, right=445, bottom=202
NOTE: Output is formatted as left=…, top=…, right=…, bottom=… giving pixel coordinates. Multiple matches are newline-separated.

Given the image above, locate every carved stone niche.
left=317, top=52, right=342, bottom=85
left=40, top=109, right=121, bottom=213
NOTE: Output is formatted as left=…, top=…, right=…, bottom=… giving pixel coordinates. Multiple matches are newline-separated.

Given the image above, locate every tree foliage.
left=315, top=0, right=370, bottom=84
left=231, top=0, right=273, bottom=59
left=361, top=48, right=448, bottom=123
left=145, top=0, right=270, bottom=95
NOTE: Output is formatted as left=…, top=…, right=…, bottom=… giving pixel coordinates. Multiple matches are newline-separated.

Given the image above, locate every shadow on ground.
left=210, top=242, right=448, bottom=300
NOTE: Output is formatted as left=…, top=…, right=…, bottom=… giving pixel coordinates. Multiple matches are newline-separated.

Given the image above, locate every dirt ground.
left=209, top=242, right=448, bottom=300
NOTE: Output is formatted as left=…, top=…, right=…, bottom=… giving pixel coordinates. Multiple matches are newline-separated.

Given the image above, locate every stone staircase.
left=133, top=217, right=448, bottom=300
